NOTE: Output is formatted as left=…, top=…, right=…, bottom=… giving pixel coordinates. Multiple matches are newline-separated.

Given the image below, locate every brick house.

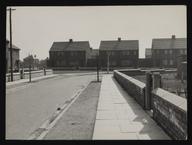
left=86, top=48, right=99, bottom=67
left=99, top=38, right=139, bottom=68
left=6, top=40, right=20, bottom=73
left=49, top=39, right=91, bottom=69
left=145, top=48, right=152, bottom=58
left=177, top=54, right=187, bottom=80
left=138, top=58, right=153, bottom=68
left=151, top=35, right=187, bottom=68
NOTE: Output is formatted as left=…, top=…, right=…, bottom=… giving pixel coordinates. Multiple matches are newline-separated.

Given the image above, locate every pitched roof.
left=50, top=41, right=90, bottom=51
left=152, top=38, right=186, bottom=49
left=11, top=44, right=21, bottom=50
left=6, top=40, right=21, bottom=50
left=99, top=40, right=139, bottom=50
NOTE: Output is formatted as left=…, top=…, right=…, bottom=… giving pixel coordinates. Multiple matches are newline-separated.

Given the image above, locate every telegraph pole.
left=7, top=8, right=16, bottom=81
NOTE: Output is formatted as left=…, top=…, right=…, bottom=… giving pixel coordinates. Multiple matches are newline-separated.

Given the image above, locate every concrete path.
left=93, top=75, right=171, bottom=140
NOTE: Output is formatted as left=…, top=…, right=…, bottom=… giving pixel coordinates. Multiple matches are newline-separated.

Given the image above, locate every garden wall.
left=152, top=88, right=187, bottom=140
left=113, top=70, right=146, bottom=108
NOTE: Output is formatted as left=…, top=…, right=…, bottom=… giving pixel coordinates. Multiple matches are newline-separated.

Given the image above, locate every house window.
left=169, top=50, right=172, bottom=54
left=170, top=60, right=173, bottom=65
left=133, top=51, right=137, bottom=55
left=164, top=50, right=168, bottom=54
left=163, top=59, right=167, bottom=65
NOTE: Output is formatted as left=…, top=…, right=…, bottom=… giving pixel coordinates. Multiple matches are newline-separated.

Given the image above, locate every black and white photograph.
left=5, top=5, right=187, bottom=140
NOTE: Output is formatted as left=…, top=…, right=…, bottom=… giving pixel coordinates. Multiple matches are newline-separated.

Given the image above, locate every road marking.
left=28, top=82, right=90, bottom=140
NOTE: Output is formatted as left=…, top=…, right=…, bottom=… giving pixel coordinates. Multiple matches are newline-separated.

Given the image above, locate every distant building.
left=22, top=55, right=34, bottom=68
left=99, top=37, right=139, bottom=68
left=87, top=48, right=99, bottom=67
left=151, top=35, right=187, bottom=68
left=177, top=54, right=187, bottom=80
left=145, top=48, right=152, bottom=58
left=138, top=58, right=153, bottom=68
left=6, top=40, right=20, bottom=73
left=49, top=39, right=91, bottom=69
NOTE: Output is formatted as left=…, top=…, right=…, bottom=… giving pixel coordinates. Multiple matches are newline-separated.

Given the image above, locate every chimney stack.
left=171, top=35, right=176, bottom=39
left=69, top=39, right=73, bottom=42
left=118, top=37, right=121, bottom=41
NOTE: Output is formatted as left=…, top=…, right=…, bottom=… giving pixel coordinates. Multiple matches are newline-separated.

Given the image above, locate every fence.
left=6, top=69, right=53, bottom=82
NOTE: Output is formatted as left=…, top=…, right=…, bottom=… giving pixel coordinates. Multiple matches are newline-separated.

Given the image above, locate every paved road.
left=6, top=74, right=96, bottom=139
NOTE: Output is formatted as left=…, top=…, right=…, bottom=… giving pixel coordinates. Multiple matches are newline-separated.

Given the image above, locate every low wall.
left=119, top=68, right=177, bottom=76
left=6, top=69, right=53, bottom=82
left=114, top=70, right=146, bottom=108
left=152, top=88, right=187, bottom=140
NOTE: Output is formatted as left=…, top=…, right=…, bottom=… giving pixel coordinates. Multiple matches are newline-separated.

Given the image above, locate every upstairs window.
left=163, top=59, right=167, bottom=65
left=170, top=60, right=173, bottom=65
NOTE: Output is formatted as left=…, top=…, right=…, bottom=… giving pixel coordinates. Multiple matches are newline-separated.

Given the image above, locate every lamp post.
left=7, top=7, right=16, bottom=81
left=107, top=52, right=110, bottom=74
left=96, top=52, right=100, bottom=82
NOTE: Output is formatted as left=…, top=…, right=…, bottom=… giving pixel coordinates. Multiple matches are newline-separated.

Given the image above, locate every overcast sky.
left=6, top=6, right=186, bottom=60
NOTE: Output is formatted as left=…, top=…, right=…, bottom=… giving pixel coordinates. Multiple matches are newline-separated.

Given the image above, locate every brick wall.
left=152, top=88, right=187, bottom=140
left=114, top=70, right=146, bottom=108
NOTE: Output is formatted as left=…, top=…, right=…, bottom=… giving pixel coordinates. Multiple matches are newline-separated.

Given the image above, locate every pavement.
left=6, top=74, right=58, bottom=89
left=92, top=75, right=171, bottom=140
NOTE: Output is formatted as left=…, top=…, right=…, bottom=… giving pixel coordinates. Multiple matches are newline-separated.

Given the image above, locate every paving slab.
left=93, top=75, right=171, bottom=140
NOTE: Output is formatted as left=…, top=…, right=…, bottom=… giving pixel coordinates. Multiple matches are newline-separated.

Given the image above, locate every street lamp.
left=7, top=7, right=16, bottom=81
left=107, top=52, right=110, bottom=74
left=96, top=51, right=100, bottom=82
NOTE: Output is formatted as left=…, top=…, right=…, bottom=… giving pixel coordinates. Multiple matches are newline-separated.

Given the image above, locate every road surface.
left=6, top=74, right=97, bottom=139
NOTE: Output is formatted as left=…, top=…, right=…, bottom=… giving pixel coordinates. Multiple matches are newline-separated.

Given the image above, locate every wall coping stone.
left=114, top=70, right=145, bottom=88
left=152, top=88, right=187, bottom=111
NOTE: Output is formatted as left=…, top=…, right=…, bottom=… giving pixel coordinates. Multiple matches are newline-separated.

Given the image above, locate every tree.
left=23, top=55, right=34, bottom=68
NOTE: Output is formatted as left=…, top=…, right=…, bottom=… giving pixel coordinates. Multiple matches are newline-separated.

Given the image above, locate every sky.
left=6, top=6, right=186, bottom=60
